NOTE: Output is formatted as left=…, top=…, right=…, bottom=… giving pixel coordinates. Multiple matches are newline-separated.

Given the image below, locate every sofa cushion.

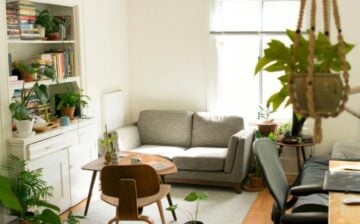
left=173, top=147, right=227, bottom=171
left=138, top=110, right=193, bottom=147
left=130, top=145, right=187, bottom=160
left=191, top=112, right=244, bottom=147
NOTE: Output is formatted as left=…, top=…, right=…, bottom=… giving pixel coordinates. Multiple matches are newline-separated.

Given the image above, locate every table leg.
left=84, top=171, right=97, bottom=216
left=301, top=146, right=306, bottom=161
left=296, top=147, right=302, bottom=173
left=160, top=175, right=177, bottom=221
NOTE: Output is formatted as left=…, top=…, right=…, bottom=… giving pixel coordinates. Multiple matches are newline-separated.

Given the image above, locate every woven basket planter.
left=292, top=73, right=344, bottom=116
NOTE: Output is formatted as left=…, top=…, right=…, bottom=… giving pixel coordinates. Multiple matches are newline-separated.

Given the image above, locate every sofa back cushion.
left=191, top=112, right=244, bottom=147
left=138, top=110, right=193, bottom=147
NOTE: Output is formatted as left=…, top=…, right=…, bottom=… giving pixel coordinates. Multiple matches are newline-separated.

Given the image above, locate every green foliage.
left=9, top=62, right=56, bottom=121
left=167, top=192, right=208, bottom=222
left=99, top=135, right=117, bottom=153
left=64, top=211, right=84, bottom=224
left=35, top=9, right=64, bottom=35
left=254, top=30, right=354, bottom=112
left=56, top=85, right=89, bottom=110
left=1, top=154, right=61, bottom=223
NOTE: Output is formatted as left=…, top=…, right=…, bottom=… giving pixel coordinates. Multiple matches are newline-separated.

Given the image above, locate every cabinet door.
left=27, top=148, right=71, bottom=212
left=69, top=124, right=98, bottom=206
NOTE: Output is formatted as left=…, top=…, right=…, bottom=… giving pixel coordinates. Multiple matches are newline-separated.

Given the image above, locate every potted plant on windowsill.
left=56, top=85, right=89, bottom=120
left=167, top=192, right=208, bottom=224
left=9, top=64, right=55, bottom=137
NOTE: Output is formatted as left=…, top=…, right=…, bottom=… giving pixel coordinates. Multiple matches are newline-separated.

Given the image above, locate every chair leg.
left=156, top=200, right=166, bottom=224
left=108, top=216, right=120, bottom=224
left=139, top=215, right=154, bottom=224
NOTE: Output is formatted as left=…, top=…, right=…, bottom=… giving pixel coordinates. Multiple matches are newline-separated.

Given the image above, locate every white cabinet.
left=68, top=123, right=97, bottom=206
left=27, top=148, right=71, bottom=212
left=7, top=119, right=97, bottom=212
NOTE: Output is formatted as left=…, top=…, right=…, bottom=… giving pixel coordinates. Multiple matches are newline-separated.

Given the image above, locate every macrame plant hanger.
left=288, top=0, right=350, bottom=143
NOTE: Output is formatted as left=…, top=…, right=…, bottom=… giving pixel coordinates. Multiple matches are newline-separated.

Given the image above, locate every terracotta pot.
left=20, top=72, right=35, bottom=82
left=61, top=106, right=76, bottom=120
left=293, top=73, right=343, bottom=116
left=47, top=32, right=60, bottom=40
left=242, top=174, right=266, bottom=192
left=257, top=122, right=277, bottom=137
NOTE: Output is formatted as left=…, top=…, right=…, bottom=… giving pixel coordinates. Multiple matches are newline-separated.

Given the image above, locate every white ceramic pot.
left=14, top=119, right=34, bottom=138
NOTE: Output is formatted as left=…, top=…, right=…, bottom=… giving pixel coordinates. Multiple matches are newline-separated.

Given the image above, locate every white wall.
left=127, top=0, right=210, bottom=122
left=83, top=0, right=130, bottom=135
left=126, top=0, right=360, bottom=156
left=316, top=0, right=360, bottom=155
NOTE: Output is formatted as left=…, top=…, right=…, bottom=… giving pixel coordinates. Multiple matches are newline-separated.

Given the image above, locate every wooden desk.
left=81, top=152, right=178, bottom=220
left=275, top=141, right=315, bottom=173
left=329, top=160, right=360, bottom=224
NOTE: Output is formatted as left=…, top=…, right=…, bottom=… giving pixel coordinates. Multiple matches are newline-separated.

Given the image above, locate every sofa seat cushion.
left=173, top=147, right=228, bottom=172
left=191, top=112, right=244, bottom=147
left=137, top=110, right=193, bottom=147
left=130, top=145, right=187, bottom=160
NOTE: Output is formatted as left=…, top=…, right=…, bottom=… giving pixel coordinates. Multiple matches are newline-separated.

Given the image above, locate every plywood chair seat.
left=100, top=164, right=171, bottom=224
left=101, top=184, right=171, bottom=207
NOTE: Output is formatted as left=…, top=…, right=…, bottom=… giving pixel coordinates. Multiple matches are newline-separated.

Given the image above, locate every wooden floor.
left=243, top=175, right=297, bottom=224
left=61, top=175, right=297, bottom=223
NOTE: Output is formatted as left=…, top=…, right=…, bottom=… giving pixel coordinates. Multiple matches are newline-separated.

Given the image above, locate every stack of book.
left=43, top=48, right=75, bottom=79
left=6, top=2, right=20, bottom=40
left=55, top=16, right=71, bottom=40
left=16, top=0, right=41, bottom=40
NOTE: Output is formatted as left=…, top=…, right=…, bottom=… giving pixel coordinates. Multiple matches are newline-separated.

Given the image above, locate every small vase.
left=104, top=152, right=111, bottom=164
left=15, top=119, right=34, bottom=138
left=111, top=152, right=118, bottom=164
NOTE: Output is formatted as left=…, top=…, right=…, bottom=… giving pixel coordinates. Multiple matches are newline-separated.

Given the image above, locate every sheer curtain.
left=210, top=0, right=301, bottom=124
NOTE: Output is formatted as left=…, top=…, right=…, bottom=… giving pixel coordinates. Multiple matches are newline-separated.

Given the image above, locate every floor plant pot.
left=14, top=119, right=34, bottom=138
left=61, top=106, right=76, bottom=120
left=293, top=73, right=343, bottom=116
left=185, top=221, right=204, bottom=224
left=242, top=174, right=265, bottom=192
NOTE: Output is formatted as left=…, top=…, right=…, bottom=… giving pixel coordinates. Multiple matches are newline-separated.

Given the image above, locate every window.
left=211, top=0, right=301, bottom=124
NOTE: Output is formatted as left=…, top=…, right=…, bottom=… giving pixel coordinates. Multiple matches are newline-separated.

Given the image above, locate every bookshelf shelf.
left=23, top=76, right=80, bottom=88
left=7, top=40, right=76, bottom=44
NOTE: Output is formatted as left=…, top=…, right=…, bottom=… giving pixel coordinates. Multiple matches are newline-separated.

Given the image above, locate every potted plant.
left=12, top=61, right=37, bottom=82
left=257, top=105, right=277, bottom=137
left=35, top=9, right=64, bottom=40
left=56, top=85, right=89, bottom=120
left=99, top=125, right=117, bottom=164
left=9, top=64, right=55, bottom=137
left=254, top=30, right=354, bottom=142
left=0, top=154, right=61, bottom=224
left=167, top=192, right=208, bottom=224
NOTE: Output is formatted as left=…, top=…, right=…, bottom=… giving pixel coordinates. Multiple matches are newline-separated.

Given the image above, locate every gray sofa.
left=112, top=110, right=255, bottom=193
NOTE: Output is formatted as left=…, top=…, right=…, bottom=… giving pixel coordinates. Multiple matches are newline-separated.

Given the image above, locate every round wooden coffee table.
left=82, top=152, right=178, bottom=220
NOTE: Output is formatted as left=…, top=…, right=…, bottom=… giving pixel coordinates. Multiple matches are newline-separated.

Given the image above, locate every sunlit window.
left=211, top=0, right=301, bottom=124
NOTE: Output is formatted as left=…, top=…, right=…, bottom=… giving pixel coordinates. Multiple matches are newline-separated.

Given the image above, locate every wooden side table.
left=275, top=141, right=315, bottom=173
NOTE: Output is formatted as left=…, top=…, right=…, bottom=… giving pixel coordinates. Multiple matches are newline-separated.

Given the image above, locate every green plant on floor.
left=167, top=192, right=208, bottom=224
left=63, top=211, right=84, bottom=224
left=0, top=154, right=61, bottom=223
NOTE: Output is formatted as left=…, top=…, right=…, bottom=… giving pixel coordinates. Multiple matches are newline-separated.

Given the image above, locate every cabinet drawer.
left=27, top=132, right=78, bottom=160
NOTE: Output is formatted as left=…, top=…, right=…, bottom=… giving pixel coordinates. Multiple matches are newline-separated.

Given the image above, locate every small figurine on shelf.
left=100, top=125, right=117, bottom=164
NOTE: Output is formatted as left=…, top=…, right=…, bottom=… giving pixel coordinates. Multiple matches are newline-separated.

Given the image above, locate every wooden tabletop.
left=275, top=141, right=315, bottom=147
left=81, top=151, right=177, bottom=176
left=329, top=160, right=360, bottom=224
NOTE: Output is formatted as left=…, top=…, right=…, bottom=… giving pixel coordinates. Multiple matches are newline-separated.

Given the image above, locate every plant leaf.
left=184, top=192, right=198, bottom=202
left=254, top=57, right=272, bottom=75
left=166, top=204, right=178, bottom=211
left=38, top=209, right=61, bottom=224
left=0, top=176, right=23, bottom=212
left=197, top=192, right=208, bottom=200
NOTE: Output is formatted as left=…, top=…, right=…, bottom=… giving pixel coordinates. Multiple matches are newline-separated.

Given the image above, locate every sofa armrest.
left=111, top=125, right=141, bottom=150
left=224, top=129, right=255, bottom=174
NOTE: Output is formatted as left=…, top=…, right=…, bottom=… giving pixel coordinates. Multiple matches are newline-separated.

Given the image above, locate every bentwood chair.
left=100, top=164, right=171, bottom=224
left=254, top=138, right=328, bottom=224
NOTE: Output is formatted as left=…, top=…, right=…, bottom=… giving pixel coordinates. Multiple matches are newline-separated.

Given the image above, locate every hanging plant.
left=255, top=0, right=355, bottom=143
